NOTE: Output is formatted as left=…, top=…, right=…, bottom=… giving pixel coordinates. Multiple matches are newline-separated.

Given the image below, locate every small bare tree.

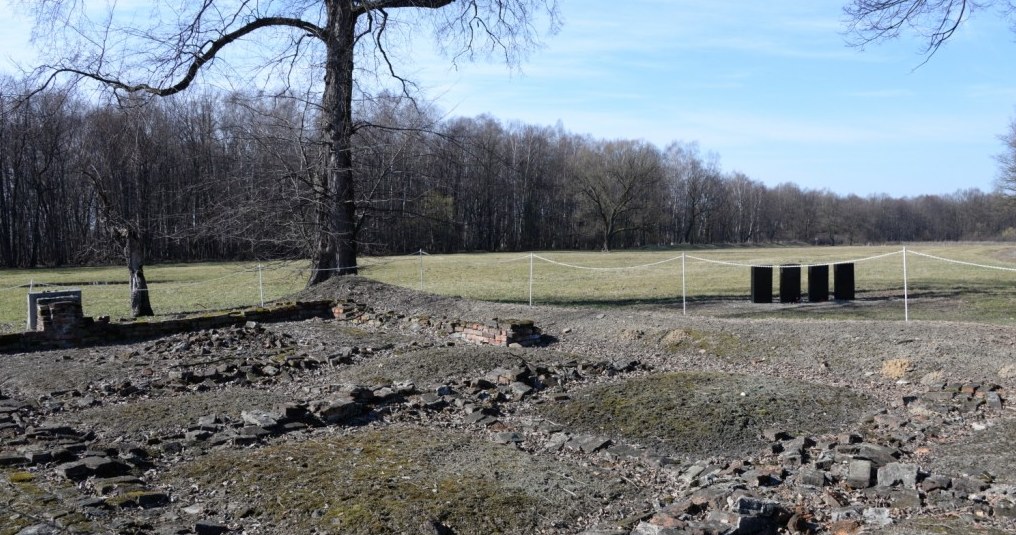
left=17, top=0, right=559, bottom=287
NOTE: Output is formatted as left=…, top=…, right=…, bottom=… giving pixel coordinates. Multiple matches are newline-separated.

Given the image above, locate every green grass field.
left=3, top=243, right=1016, bottom=332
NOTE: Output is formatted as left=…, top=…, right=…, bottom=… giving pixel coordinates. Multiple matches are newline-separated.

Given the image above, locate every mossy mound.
left=660, top=328, right=744, bottom=357
left=540, top=372, right=872, bottom=458
left=170, top=426, right=645, bottom=534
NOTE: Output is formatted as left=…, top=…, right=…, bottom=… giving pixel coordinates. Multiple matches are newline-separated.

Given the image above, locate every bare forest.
left=1, top=80, right=1013, bottom=270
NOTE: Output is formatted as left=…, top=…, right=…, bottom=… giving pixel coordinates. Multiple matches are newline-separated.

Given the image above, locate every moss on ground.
left=171, top=426, right=639, bottom=534
left=7, top=471, right=34, bottom=483
left=540, top=372, right=873, bottom=458
left=879, top=516, right=1014, bottom=535
left=58, top=388, right=287, bottom=437
left=0, top=475, right=96, bottom=534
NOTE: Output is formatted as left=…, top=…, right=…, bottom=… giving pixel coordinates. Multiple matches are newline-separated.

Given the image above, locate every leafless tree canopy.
left=844, top=0, right=1016, bottom=56
left=20, top=0, right=557, bottom=97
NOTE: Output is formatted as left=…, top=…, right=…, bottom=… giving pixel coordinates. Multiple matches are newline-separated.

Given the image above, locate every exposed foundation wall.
left=1, top=299, right=542, bottom=353
left=331, top=301, right=542, bottom=347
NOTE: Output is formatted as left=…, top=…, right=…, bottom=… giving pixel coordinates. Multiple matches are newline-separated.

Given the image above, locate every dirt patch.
left=539, top=371, right=873, bottom=458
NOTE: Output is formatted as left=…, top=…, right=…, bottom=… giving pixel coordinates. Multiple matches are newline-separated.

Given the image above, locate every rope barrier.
left=907, top=250, right=1016, bottom=273
left=532, top=253, right=686, bottom=271
left=685, top=249, right=904, bottom=269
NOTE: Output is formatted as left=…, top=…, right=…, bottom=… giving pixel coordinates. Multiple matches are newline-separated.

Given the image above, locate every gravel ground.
left=1, top=276, right=1015, bottom=534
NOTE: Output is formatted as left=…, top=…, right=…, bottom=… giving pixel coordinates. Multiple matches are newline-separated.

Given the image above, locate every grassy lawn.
left=3, top=243, right=1016, bottom=332
left=0, top=261, right=308, bottom=333
left=358, top=244, right=1016, bottom=323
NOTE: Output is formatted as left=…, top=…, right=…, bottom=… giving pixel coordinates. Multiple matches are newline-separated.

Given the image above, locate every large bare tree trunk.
left=308, top=0, right=358, bottom=286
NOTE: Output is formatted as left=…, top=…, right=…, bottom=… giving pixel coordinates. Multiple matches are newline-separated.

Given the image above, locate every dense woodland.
left=1, top=81, right=1013, bottom=268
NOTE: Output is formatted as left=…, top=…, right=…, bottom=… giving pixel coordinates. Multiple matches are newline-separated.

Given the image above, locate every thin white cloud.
left=845, top=89, right=915, bottom=98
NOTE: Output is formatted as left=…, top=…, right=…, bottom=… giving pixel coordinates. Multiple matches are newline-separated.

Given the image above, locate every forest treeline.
left=2, top=81, right=1013, bottom=268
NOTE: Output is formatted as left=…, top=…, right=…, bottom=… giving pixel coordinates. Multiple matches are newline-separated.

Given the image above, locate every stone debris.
left=3, top=295, right=1016, bottom=535
left=577, top=381, right=1013, bottom=535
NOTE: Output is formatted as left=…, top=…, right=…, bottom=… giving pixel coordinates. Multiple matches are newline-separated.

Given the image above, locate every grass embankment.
left=3, top=243, right=1016, bottom=331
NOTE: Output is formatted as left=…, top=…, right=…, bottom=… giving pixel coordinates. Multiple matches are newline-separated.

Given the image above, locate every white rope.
left=831, top=250, right=905, bottom=265
left=154, top=269, right=250, bottom=288
left=907, top=250, right=1016, bottom=273
left=15, top=282, right=82, bottom=292
left=685, top=249, right=904, bottom=269
left=684, top=255, right=762, bottom=268
left=416, top=253, right=532, bottom=266
left=532, top=254, right=685, bottom=271
left=494, top=254, right=533, bottom=264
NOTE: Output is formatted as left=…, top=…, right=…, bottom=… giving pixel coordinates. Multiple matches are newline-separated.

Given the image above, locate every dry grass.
left=880, top=358, right=913, bottom=380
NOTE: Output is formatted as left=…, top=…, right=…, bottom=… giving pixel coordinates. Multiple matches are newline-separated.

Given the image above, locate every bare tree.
left=997, top=116, right=1016, bottom=197
left=571, top=139, right=664, bottom=252
left=18, top=0, right=559, bottom=286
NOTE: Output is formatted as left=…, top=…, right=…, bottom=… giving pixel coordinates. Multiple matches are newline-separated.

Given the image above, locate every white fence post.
left=258, top=264, right=265, bottom=307
left=682, top=252, right=687, bottom=316
left=419, top=249, right=425, bottom=291
left=529, top=252, right=534, bottom=307
left=902, top=247, right=909, bottom=322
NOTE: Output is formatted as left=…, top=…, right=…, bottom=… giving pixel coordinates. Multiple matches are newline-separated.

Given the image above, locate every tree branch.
left=37, top=16, right=326, bottom=98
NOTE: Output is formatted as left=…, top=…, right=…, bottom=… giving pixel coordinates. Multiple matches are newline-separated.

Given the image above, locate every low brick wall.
left=450, top=319, right=542, bottom=346
left=0, top=299, right=543, bottom=353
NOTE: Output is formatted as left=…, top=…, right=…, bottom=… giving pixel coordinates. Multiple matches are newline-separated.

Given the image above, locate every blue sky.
left=2, top=0, right=1015, bottom=197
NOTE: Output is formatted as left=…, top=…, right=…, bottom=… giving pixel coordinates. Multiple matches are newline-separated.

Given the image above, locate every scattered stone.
left=952, top=476, right=990, bottom=495
left=846, top=459, right=875, bottom=489
left=877, top=462, right=919, bottom=488
left=862, top=507, right=892, bottom=527
left=493, top=432, right=523, bottom=445
left=240, top=410, right=278, bottom=428
left=194, top=520, right=229, bottom=535
left=797, top=467, right=828, bottom=487
left=310, top=398, right=363, bottom=425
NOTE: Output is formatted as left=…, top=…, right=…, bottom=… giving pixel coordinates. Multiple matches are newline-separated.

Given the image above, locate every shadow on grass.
left=485, top=285, right=1016, bottom=324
